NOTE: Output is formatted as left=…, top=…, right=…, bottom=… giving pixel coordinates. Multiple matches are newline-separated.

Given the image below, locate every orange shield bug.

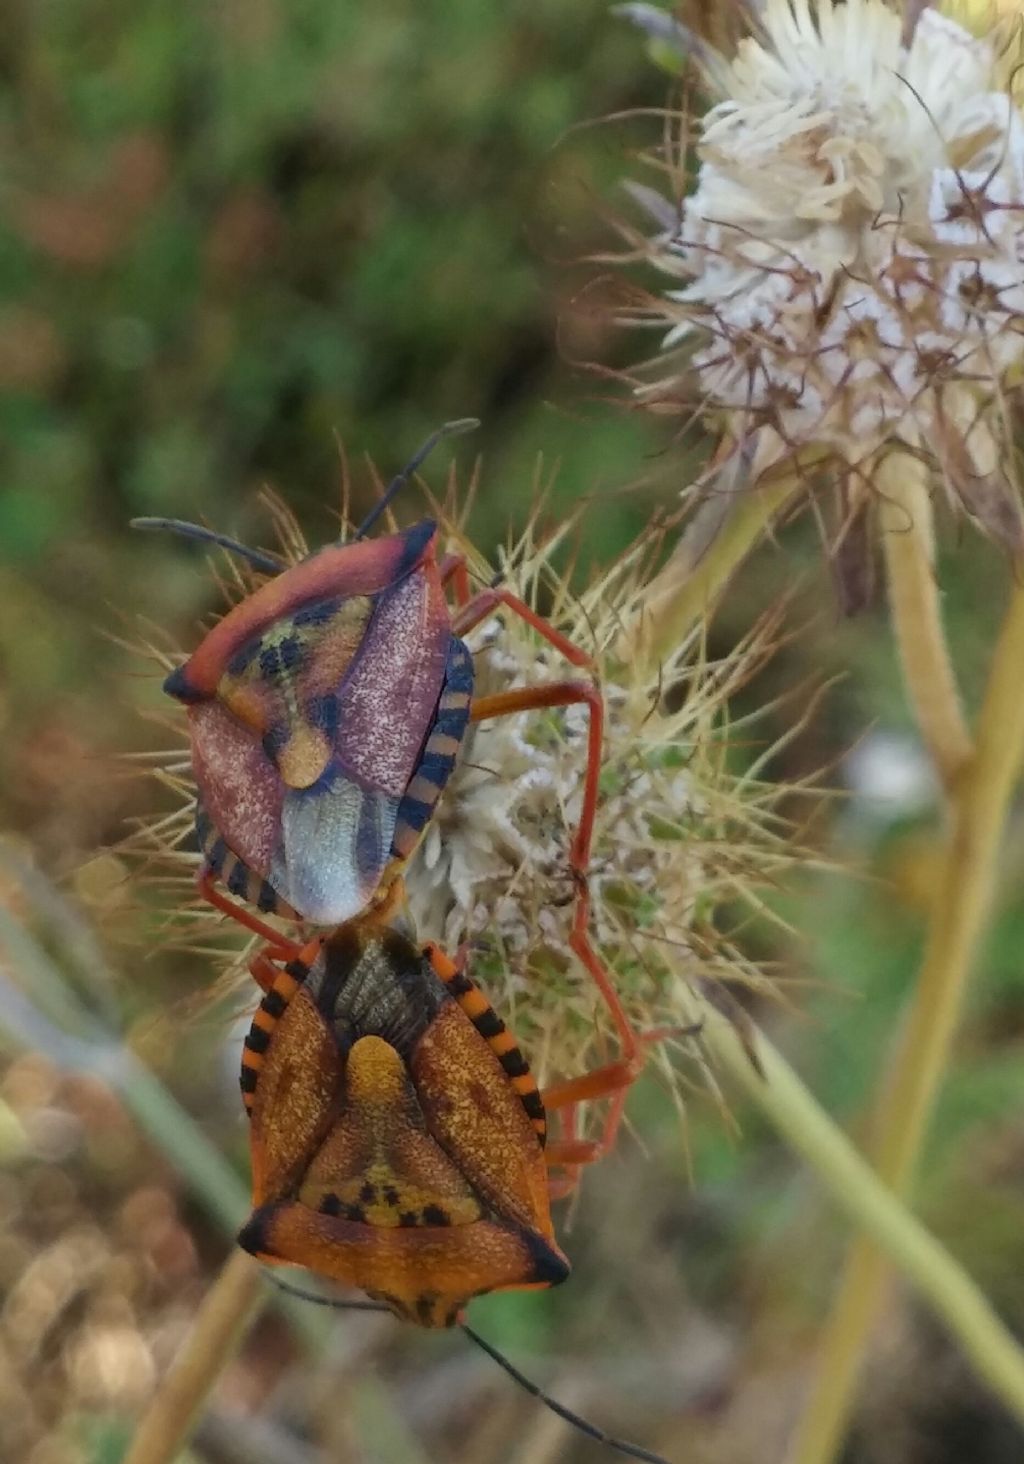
left=230, top=888, right=672, bottom=1462
left=240, top=926, right=567, bottom=1327
left=230, top=881, right=662, bottom=1323
left=131, top=421, right=606, bottom=949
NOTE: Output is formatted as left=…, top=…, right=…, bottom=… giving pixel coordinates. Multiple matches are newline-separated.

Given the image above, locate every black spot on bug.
left=382, top=1185, right=400, bottom=1208
left=278, top=635, right=303, bottom=671
left=421, top=1205, right=449, bottom=1227
left=359, top=1182, right=377, bottom=1204
left=227, top=862, right=249, bottom=898
left=395, top=790, right=433, bottom=837
left=262, top=725, right=288, bottom=763
left=320, top=1194, right=342, bottom=1216
left=293, top=598, right=338, bottom=629
left=163, top=666, right=204, bottom=704
left=237, top=1209, right=272, bottom=1257
left=344, top=1203, right=367, bottom=1223
left=258, top=647, right=281, bottom=678
left=395, top=793, right=432, bottom=834
left=257, top=882, right=279, bottom=913
left=472, top=1008, right=503, bottom=1040
left=262, top=989, right=287, bottom=1018
left=227, top=640, right=260, bottom=677
left=308, top=693, right=339, bottom=738
left=522, top=1230, right=571, bottom=1287
left=500, top=1050, right=529, bottom=1079
left=398, top=1211, right=418, bottom=1227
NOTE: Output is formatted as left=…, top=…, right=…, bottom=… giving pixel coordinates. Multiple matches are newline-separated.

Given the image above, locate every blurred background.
left=1, top=3, right=1023, bottom=1462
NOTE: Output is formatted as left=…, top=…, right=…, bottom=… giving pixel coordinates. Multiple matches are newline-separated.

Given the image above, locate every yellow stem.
left=624, top=466, right=802, bottom=668
left=879, top=452, right=973, bottom=789
left=124, top=1249, right=263, bottom=1464
left=787, top=576, right=1024, bottom=1464
left=700, top=999, right=1024, bottom=1428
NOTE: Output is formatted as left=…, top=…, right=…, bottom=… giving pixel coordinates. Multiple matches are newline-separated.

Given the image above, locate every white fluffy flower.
left=646, top=0, right=1024, bottom=481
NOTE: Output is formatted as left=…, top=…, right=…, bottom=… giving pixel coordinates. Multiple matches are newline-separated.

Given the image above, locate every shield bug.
left=230, top=879, right=656, bottom=1322
left=131, top=421, right=605, bottom=950
left=229, top=887, right=670, bottom=1462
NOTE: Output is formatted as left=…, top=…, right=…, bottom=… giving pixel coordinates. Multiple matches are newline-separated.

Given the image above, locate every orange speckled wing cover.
left=241, top=982, right=569, bottom=1327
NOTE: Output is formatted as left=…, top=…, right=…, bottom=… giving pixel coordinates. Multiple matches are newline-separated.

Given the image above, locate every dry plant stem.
left=626, top=468, right=801, bottom=664
left=879, top=451, right=973, bottom=789
left=124, top=1249, right=264, bottom=1464
left=700, top=999, right=1024, bottom=1430
left=788, top=576, right=1024, bottom=1464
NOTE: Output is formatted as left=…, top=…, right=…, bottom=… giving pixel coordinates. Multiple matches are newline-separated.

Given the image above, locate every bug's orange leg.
left=542, top=1022, right=701, bottom=1196
left=542, top=1022, right=698, bottom=1121
left=471, top=681, right=636, bottom=1054
left=246, top=935, right=324, bottom=993
left=438, top=551, right=473, bottom=607
left=542, top=1085, right=633, bottom=1200
left=248, top=950, right=283, bottom=994
left=197, top=874, right=302, bottom=963
left=473, top=678, right=648, bottom=1097
left=568, top=881, right=642, bottom=1069
left=543, top=1101, right=585, bottom=1200
left=467, top=630, right=653, bottom=1185
left=249, top=925, right=323, bottom=995
left=452, top=587, right=593, bottom=669
left=543, top=1062, right=634, bottom=1155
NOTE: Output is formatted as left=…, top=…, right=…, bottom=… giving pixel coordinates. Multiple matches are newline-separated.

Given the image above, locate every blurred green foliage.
left=0, top=0, right=660, bottom=563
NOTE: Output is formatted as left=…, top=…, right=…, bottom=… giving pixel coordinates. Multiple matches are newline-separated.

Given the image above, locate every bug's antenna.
left=130, top=518, right=288, bottom=577
left=353, top=417, right=480, bottom=541
left=460, top=1323, right=670, bottom=1464
left=265, top=1276, right=667, bottom=1463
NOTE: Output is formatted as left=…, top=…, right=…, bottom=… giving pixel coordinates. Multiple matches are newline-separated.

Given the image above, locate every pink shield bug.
left=131, top=422, right=614, bottom=1016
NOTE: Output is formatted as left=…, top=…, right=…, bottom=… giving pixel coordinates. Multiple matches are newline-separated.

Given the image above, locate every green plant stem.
left=700, top=997, right=1024, bottom=1430
left=123, top=1249, right=264, bottom=1464
left=787, top=577, right=1024, bottom=1464
left=879, top=452, right=973, bottom=789
left=626, top=466, right=802, bottom=664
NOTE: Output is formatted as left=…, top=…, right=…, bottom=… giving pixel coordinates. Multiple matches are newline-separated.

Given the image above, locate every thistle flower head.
left=402, top=516, right=795, bottom=1085
left=124, top=480, right=806, bottom=1124
left=632, top=0, right=1024, bottom=547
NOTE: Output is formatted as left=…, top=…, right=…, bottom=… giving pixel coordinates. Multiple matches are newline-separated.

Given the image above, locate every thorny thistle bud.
left=623, top=0, right=1024, bottom=559
left=126, top=480, right=807, bottom=1135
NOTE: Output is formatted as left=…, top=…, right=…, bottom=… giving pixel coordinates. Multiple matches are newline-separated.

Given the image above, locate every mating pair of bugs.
left=137, top=423, right=666, bottom=1460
